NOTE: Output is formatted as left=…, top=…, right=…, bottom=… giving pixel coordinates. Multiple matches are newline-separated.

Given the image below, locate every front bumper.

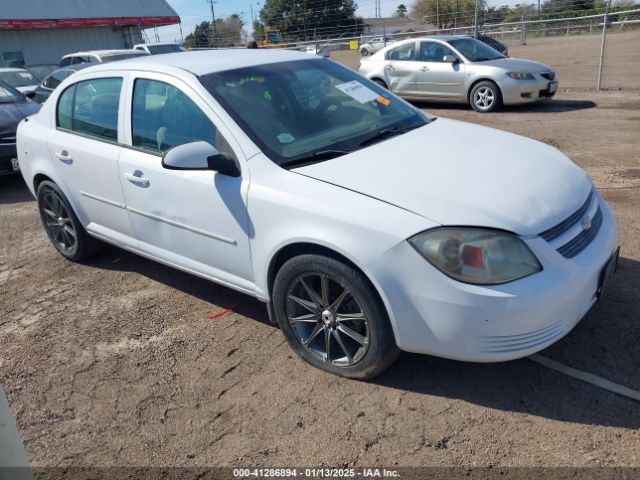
left=366, top=193, right=618, bottom=362
left=0, top=143, right=18, bottom=176
left=500, top=75, right=558, bottom=105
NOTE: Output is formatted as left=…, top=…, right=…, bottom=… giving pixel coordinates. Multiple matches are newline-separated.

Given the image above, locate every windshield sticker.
left=277, top=133, right=296, bottom=144
left=19, top=73, right=33, bottom=79
left=376, top=96, right=391, bottom=107
left=335, top=80, right=379, bottom=104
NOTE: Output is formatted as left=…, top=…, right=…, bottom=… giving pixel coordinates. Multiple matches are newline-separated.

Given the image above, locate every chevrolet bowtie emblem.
left=581, top=214, right=593, bottom=231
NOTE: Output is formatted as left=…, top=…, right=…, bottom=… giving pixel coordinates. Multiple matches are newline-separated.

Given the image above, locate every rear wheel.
left=470, top=81, right=502, bottom=113
left=361, top=48, right=370, bottom=56
left=37, top=180, right=100, bottom=261
left=273, top=254, right=399, bottom=379
left=373, top=78, right=387, bottom=89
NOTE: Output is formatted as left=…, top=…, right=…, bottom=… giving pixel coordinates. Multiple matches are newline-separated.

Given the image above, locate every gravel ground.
left=1, top=87, right=639, bottom=468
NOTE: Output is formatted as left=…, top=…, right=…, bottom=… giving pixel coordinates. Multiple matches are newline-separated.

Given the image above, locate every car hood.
left=0, top=101, right=40, bottom=139
left=476, top=57, right=552, bottom=73
left=292, top=118, right=591, bottom=236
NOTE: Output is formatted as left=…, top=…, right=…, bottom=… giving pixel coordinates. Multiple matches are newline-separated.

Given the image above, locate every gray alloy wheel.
left=470, top=81, right=502, bottom=113
left=286, top=272, right=370, bottom=366
left=273, top=254, right=399, bottom=379
left=37, top=180, right=100, bottom=261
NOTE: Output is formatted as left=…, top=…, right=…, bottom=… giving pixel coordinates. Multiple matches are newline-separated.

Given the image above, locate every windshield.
left=0, top=81, right=26, bottom=103
left=200, top=59, right=429, bottom=166
left=147, top=44, right=185, bottom=54
left=447, top=38, right=504, bottom=62
left=101, top=52, right=148, bottom=63
left=0, top=70, right=37, bottom=88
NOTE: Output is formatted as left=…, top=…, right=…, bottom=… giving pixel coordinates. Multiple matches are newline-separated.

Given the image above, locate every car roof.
left=62, top=50, right=142, bottom=58
left=0, top=67, right=29, bottom=72
left=83, top=49, right=313, bottom=76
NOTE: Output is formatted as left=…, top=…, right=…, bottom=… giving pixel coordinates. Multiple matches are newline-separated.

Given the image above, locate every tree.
left=411, top=0, right=487, bottom=28
left=259, top=0, right=362, bottom=41
left=184, top=21, right=211, bottom=49
left=395, top=4, right=408, bottom=17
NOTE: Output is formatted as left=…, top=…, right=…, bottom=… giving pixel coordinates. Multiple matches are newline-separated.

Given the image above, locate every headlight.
left=506, top=72, right=535, bottom=80
left=409, top=228, right=542, bottom=285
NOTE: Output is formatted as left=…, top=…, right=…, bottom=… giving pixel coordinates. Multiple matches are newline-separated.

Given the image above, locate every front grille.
left=557, top=207, right=603, bottom=258
left=540, top=191, right=593, bottom=241
left=541, top=71, right=555, bottom=81
left=0, top=136, right=16, bottom=144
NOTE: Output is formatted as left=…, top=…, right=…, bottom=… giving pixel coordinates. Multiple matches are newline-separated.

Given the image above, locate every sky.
left=154, top=0, right=403, bottom=43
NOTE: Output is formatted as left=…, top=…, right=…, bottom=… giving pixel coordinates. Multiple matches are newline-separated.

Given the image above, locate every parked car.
left=31, top=65, right=88, bottom=104
left=59, top=49, right=148, bottom=67
left=303, top=44, right=331, bottom=58
left=133, top=42, right=186, bottom=55
left=475, top=34, right=509, bottom=56
left=17, top=50, right=617, bottom=378
left=26, top=64, right=59, bottom=82
left=359, top=35, right=557, bottom=112
left=359, top=37, right=394, bottom=56
left=0, top=68, right=39, bottom=94
left=0, top=81, right=40, bottom=176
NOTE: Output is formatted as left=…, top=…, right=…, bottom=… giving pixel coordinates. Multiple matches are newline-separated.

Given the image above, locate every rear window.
left=56, top=77, right=123, bottom=141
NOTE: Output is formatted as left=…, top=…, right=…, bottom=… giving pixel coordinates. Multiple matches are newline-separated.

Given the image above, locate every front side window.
left=44, top=70, right=71, bottom=90
left=386, top=42, right=416, bottom=61
left=56, top=77, right=122, bottom=141
left=131, top=78, right=227, bottom=155
left=447, top=38, right=504, bottom=62
left=420, top=42, right=457, bottom=63
left=200, top=59, right=429, bottom=166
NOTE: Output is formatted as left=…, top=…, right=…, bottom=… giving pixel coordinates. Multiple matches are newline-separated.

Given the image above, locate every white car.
left=133, top=43, right=186, bottom=55
left=17, top=50, right=619, bottom=379
left=360, top=37, right=394, bottom=56
left=59, top=49, right=148, bottom=67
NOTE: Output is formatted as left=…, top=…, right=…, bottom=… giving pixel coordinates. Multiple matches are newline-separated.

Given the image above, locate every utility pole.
left=437, top=0, right=440, bottom=29
left=597, top=0, right=612, bottom=90
left=207, top=0, right=217, bottom=46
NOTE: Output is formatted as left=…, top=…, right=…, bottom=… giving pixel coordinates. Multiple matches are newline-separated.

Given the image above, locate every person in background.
left=247, top=41, right=259, bottom=49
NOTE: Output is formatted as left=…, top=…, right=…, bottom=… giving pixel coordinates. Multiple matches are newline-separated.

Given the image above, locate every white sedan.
left=17, top=50, right=618, bottom=379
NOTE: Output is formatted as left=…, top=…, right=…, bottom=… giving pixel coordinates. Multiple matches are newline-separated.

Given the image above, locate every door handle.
left=384, top=64, right=394, bottom=71
left=420, top=66, right=430, bottom=72
left=125, top=171, right=150, bottom=188
left=55, top=150, right=73, bottom=164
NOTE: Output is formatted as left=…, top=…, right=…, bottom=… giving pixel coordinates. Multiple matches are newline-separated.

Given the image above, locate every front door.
left=118, top=75, right=254, bottom=293
left=414, top=41, right=466, bottom=99
left=47, top=75, right=137, bottom=248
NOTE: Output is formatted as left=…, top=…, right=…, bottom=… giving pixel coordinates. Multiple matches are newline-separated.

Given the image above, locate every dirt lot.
left=1, top=89, right=639, bottom=468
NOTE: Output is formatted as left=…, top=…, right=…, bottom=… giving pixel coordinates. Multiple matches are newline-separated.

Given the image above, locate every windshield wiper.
left=358, top=124, right=422, bottom=149
left=280, top=149, right=352, bottom=169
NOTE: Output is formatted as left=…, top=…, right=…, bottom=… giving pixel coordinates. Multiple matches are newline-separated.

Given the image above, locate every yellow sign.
left=349, top=40, right=359, bottom=50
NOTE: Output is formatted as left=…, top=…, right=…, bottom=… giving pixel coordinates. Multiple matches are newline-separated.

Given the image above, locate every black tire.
left=37, top=180, right=101, bottom=261
left=361, top=48, right=369, bottom=56
left=373, top=78, right=388, bottom=89
left=273, top=254, right=399, bottom=379
left=469, top=80, right=502, bottom=113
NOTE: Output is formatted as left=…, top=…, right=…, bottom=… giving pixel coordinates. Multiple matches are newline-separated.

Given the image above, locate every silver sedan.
left=358, top=35, right=557, bottom=112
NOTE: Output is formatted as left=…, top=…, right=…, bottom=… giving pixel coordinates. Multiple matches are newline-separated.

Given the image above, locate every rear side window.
left=131, top=78, right=222, bottom=154
left=386, top=42, right=416, bottom=61
left=56, top=77, right=122, bottom=141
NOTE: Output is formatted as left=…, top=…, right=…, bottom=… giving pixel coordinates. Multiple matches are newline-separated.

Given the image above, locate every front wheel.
left=470, top=81, right=502, bottom=113
left=273, top=254, right=399, bottom=379
left=360, top=48, right=370, bottom=57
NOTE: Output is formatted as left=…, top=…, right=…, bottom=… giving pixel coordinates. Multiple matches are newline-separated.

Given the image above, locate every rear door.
left=414, top=41, right=465, bottom=98
left=383, top=41, right=418, bottom=95
left=47, top=74, right=137, bottom=248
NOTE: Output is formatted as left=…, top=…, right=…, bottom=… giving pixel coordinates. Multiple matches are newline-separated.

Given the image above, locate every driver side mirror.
left=162, top=141, right=241, bottom=177
left=443, top=55, right=458, bottom=63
